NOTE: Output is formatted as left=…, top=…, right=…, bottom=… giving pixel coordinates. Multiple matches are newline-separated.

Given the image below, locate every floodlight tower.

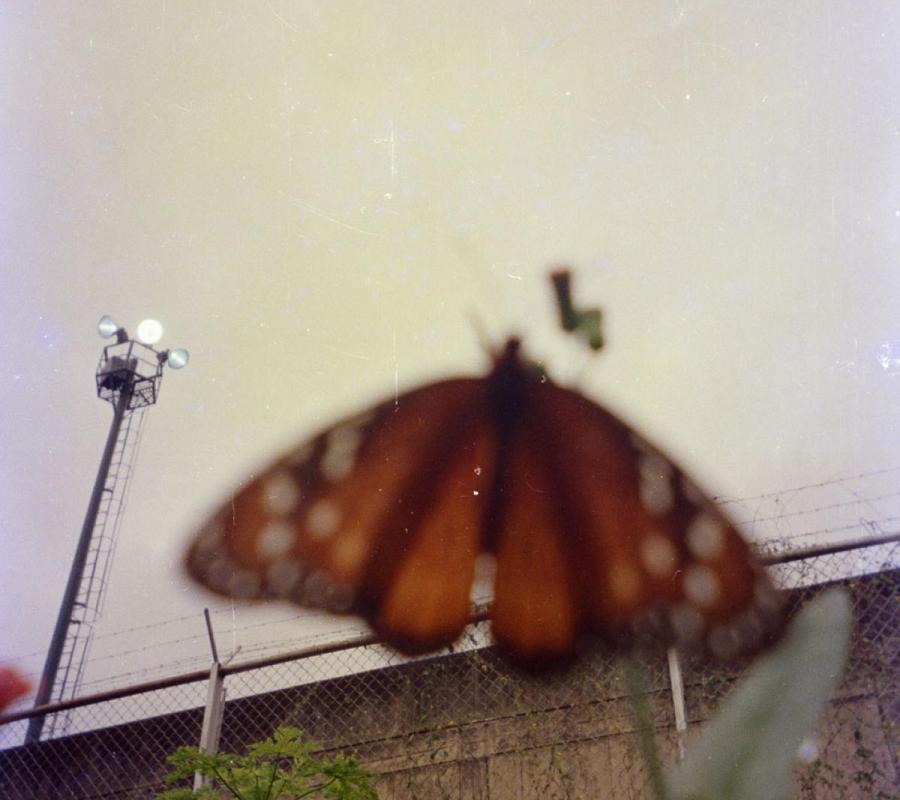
left=26, top=317, right=189, bottom=743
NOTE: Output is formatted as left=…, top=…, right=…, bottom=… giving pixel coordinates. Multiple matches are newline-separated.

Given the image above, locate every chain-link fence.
left=1, top=538, right=896, bottom=799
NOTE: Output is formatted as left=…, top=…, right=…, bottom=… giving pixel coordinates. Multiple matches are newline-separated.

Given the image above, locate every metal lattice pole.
left=25, top=319, right=188, bottom=744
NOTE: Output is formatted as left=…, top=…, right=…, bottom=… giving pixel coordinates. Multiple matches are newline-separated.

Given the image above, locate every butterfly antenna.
left=467, top=310, right=497, bottom=357
left=550, top=268, right=604, bottom=351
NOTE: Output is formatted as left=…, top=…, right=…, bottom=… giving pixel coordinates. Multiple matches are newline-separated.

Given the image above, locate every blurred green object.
left=550, top=269, right=604, bottom=351
left=666, top=588, right=852, bottom=800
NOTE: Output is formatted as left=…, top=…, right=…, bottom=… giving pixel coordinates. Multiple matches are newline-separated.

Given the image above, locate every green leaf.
left=667, top=588, right=852, bottom=800
left=156, top=725, right=380, bottom=799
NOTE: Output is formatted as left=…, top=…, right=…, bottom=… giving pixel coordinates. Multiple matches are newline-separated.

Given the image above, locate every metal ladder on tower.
left=43, top=407, right=148, bottom=738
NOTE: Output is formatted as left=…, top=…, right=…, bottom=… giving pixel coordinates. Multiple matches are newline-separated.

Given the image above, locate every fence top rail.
left=760, top=531, right=899, bottom=564
left=1, top=532, right=897, bottom=728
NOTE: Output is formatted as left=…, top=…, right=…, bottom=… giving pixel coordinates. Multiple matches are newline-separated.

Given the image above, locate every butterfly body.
left=188, top=338, right=782, bottom=664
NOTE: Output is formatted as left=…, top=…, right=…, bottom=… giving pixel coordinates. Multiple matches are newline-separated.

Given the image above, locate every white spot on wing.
left=228, top=569, right=261, bottom=599
left=257, top=520, right=296, bottom=559
left=640, top=534, right=678, bottom=577
left=670, top=604, right=704, bottom=644
left=206, top=555, right=235, bottom=592
left=682, top=565, right=720, bottom=608
left=325, top=582, right=355, bottom=612
left=321, top=449, right=355, bottom=481
left=638, top=453, right=675, bottom=515
left=686, top=512, right=725, bottom=561
left=321, top=423, right=364, bottom=481
left=306, top=499, right=341, bottom=540
left=266, top=560, right=303, bottom=596
left=303, top=568, right=354, bottom=611
left=262, top=472, right=301, bottom=515
left=195, top=520, right=224, bottom=556
left=640, top=451, right=673, bottom=479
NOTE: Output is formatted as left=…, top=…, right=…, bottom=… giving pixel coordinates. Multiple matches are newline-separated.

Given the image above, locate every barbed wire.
left=73, top=625, right=370, bottom=692
left=713, top=464, right=900, bottom=504
left=728, top=489, right=900, bottom=527
left=4, top=602, right=354, bottom=666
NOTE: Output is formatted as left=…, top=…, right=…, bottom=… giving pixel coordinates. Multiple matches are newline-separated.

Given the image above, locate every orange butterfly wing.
left=186, top=378, right=499, bottom=653
left=486, top=375, right=781, bottom=660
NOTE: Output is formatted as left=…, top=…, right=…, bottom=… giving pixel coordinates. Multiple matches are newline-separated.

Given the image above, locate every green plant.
left=630, top=588, right=853, bottom=800
left=157, top=725, right=379, bottom=800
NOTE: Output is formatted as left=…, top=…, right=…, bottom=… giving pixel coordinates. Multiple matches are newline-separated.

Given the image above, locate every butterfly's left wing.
left=186, top=377, right=500, bottom=654
left=489, top=376, right=783, bottom=662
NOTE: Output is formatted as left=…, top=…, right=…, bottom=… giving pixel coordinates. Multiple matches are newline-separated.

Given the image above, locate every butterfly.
left=185, top=308, right=783, bottom=666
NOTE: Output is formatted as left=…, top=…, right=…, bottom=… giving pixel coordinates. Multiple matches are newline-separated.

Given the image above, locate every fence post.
left=667, top=647, right=688, bottom=762
left=194, top=610, right=226, bottom=791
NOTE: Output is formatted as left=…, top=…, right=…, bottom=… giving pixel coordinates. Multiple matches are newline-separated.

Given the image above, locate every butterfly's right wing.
left=489, top=377, right=783, bottom=662
left=186, top=377, right=499, bottom=653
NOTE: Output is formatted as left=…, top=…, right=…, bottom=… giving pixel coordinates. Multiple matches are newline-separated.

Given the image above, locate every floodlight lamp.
left=136, top=319, right=164, bottom=345
left=166, top=348, right=190, bottom=369
left=98, top=315, right=120, bottom=338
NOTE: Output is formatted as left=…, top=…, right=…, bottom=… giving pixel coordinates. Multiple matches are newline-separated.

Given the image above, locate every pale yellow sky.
left=1, top=2, right=898, bottom=693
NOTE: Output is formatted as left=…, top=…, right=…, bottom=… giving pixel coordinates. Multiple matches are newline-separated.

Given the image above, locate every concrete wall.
left=1, top=573, right=895, bottom=799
